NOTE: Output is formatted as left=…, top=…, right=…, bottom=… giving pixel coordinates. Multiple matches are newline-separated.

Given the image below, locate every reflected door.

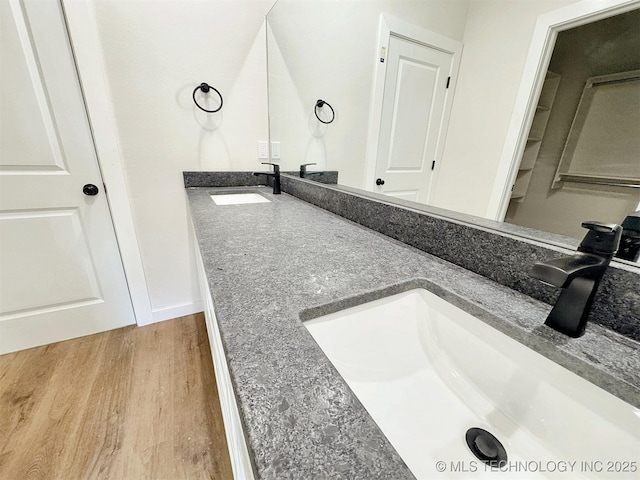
left=375, top=35, right=453, bottom=203
left=0, top=0, right=135, bottom=354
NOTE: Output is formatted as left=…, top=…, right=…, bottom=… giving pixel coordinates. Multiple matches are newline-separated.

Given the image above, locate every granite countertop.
left=186, top=186, right=640, bottom=480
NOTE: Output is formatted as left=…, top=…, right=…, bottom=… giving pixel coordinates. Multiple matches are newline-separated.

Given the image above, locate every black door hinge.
left=431, top=160, right=436, bottom=170
left=446, top=76, right=451, bottom=88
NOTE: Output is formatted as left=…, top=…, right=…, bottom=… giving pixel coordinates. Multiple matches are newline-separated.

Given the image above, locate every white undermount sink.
left=304, top=288, right=639, bottom=479
left=210, top=193, right=270, bottom=205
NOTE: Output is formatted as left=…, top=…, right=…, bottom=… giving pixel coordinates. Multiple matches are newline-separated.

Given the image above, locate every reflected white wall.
left=267, top=0, right=470, bottom=188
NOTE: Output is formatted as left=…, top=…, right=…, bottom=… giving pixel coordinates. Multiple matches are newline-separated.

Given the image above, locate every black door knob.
left=83, top=184, right=99, bottom=196
left=376, top=178, right=385, bottom=186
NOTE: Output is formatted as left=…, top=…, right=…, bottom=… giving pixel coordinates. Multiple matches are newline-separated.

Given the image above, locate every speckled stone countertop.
left=186, top=186, right=640, bottom=480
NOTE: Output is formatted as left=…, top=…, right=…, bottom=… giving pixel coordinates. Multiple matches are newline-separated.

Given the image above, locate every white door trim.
left=61, top=0, right=153, bottom=326
left=364, top=14, right=462, bottom=201
left=488, top=0, right=640, bottom=221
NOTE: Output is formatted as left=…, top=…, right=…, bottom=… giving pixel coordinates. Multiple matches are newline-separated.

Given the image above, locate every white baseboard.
left=145, top=301, right=204, bottom=325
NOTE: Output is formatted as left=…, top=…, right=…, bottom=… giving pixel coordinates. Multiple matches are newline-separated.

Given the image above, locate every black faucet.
left=529, top=221, right=622, bottom=337
left=253, top=162, right=281, bottom=194
left=299, top=163, right=318, bottom=178
left=616, top=211, right=640, bottom=262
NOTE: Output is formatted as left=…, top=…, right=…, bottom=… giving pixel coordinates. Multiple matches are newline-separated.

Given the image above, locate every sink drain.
left=465, top=428, right=507, bottom=466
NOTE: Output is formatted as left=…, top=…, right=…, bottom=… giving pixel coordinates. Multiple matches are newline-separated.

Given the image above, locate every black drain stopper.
left=465, top=427, right=508, bottom=466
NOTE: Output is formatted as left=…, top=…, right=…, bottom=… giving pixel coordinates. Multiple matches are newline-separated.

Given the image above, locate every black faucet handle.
left=261, top=162, right=280, bottom=173
left=578, top=221, right=622, bottom=256
left=581, top=221, right=619, bottom=233
left=299, top=162, right=317, bottom=177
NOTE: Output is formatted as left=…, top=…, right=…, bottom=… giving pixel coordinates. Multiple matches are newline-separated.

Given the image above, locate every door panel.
left=376, top=35, right=453, bottom=204
left=0, top=209, right=102, bottom=316
left=386, top=60, right=438, bottom=171
left=0, top=1, right=66, bottom=171
left=0, top=0, right=135, bottom=354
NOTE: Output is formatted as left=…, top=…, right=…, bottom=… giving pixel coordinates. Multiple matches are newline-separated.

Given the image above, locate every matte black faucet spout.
left=253, top=162, right=281, bottom=194
left=299, top=163, right=317, bottom=178
left=530, top=221, right=622, bottom=337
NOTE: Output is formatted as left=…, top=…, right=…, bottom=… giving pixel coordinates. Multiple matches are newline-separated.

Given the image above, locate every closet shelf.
left=508, top=71, right=560, bottom=205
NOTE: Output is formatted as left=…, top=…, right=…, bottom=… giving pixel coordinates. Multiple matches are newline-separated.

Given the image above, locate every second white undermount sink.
left=210, top=193, right=270, bottom=205
left=304, top=288, right=639, bottom=479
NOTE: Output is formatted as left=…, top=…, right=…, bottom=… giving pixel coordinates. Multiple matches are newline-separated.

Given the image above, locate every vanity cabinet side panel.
left=194, top=245, right=255, bottom=480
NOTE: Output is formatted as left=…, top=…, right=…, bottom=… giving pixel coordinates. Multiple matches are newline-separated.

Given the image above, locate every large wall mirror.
left=266, top=0, right=640, bottom=265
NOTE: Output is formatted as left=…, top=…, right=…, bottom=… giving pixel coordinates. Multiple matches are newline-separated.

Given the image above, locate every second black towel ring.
left=193, top=82, right=223, bottom=113
left=314, top=99, right=335, bottom=124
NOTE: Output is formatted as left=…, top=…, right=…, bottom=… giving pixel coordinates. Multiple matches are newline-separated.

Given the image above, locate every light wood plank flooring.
left=0, top=313, right=233, bottom=480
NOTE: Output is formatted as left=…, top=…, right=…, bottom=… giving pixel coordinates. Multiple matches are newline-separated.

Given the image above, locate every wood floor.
left=0, top=313, right=233, bottom=480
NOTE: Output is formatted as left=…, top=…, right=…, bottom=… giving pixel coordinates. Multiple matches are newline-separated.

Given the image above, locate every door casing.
left=61, top=0, right=153, bottom=325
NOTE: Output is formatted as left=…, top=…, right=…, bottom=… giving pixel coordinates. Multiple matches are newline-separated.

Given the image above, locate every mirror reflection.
left=266, top=0, right=640, bottom=263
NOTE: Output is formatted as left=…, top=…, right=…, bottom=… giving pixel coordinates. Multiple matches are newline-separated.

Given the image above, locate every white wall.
left=76, top=0, right=273, bottom=322
left=434, top=0, right=581, bottom=217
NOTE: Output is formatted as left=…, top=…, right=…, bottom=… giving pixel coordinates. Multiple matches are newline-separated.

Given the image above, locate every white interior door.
left=0, top=0, right=135, bottom=354
left=375, top=34, right=453, bottom=203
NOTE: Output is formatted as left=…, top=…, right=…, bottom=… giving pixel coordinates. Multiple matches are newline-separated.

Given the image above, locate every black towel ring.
left=314, top=99, right=335, bottom=124
left=193, top=82, right=223, bottom=113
